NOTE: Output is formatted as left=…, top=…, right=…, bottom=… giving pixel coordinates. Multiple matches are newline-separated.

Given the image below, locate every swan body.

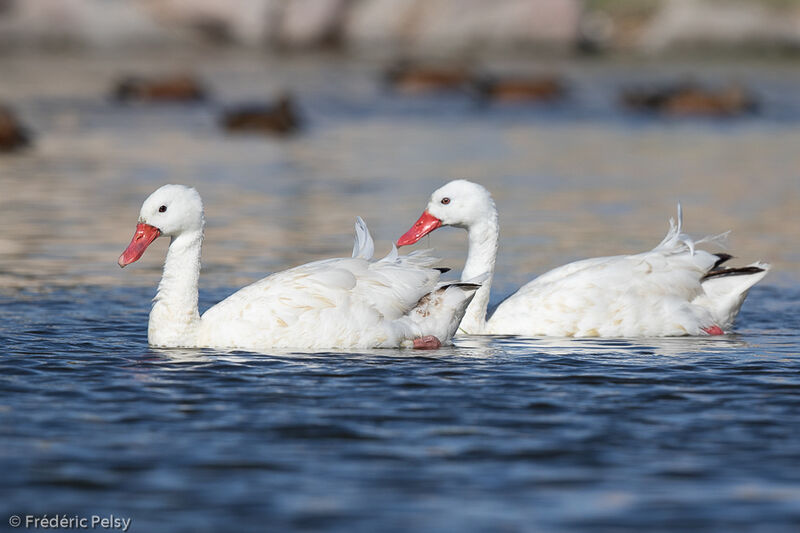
left=119, top=184, right=479, bottom=350
left=397, top=180, right=769, bottom=337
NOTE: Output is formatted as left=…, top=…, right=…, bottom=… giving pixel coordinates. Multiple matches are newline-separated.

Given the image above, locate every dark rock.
left=477, top=75, right=565, bottom=103
left=0, top=106, right=32, bottom=153
left=112, top=74, right=207, bottom=103
left=384, top=61, right=475, bottom=94
left=221, top=94, right=301, bottom=137
left=621, top=82, right=757, bottom=117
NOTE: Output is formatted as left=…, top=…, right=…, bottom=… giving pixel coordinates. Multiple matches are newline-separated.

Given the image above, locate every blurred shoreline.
left=2, top=0, right=800, bottom=58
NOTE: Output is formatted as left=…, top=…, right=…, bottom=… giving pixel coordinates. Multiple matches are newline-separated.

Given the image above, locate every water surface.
left=1, top=285, right=799, bottom=532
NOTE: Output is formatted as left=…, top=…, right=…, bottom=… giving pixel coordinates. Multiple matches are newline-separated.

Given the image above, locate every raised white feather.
left=352, top=216, right=374, bottom=260
left=399, top=180, right=769, bottom=337
left=120, top=185, right=479, bottom=350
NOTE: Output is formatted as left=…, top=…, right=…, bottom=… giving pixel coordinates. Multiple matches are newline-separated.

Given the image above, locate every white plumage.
left=397, top=180, right=769, bottom=337
left=119, top=185, right=479, bottom=351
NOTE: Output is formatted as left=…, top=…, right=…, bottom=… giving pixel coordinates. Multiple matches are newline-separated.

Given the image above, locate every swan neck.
left=459, top=214, right=499, bottom=334
left=149, top=229, right=203, bottom=346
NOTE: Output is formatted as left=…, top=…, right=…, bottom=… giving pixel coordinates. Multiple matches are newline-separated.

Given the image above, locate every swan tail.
left=401, top=282, right=482, bottom=346
left=696, top=261, right=770, bottom=330
left=648, top=205, right=770, bottom=332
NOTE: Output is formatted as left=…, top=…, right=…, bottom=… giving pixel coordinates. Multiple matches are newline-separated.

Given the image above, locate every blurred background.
left=0, top=0, right=799, bottom=294
left=3, top=0, right=800, bottom=53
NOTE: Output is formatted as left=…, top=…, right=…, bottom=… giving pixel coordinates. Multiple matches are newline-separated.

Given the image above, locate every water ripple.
left=1, top=281, right=799, bottom=532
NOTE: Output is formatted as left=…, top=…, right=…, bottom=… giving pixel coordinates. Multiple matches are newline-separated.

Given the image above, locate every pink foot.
left=413, top=335, right=442, bottom=349
left=702, top=325, right=725, bottom=336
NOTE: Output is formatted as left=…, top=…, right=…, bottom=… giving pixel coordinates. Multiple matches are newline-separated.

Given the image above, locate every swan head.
left=118, top=184, right=204, bottom=267
left=398, top=180, right=494, bottom=246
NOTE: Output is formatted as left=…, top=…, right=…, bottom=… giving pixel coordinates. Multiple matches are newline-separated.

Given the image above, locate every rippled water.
left=1, top=285, right=799, bottom=532
left=1, top=51, right=799, bottom=532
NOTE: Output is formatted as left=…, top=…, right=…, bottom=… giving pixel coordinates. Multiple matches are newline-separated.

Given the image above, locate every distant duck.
left=220, top=94, right=300, bottom=137
left=0, top=105, right=32, bottom=153
left=384, top=61, right=475, bottom=94
left=621, top=82, right=757, bottom=117
left=112, top=74, right=207, bottom=103
left=118, top=184, right=480, bottom=350
left=477, top=75, right=565, bottom=103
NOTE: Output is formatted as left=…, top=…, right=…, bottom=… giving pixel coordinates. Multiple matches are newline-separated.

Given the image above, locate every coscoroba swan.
left=397, top=180, right=769, bottom=337
left=119, top=184, right=480, bottom=350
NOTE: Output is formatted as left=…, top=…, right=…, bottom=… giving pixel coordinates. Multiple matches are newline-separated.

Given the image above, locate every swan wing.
left=199, top=248, right=442, bottom=349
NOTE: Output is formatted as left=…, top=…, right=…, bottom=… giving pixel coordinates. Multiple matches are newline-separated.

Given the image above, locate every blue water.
left=1, top=284, right=799, bottom=532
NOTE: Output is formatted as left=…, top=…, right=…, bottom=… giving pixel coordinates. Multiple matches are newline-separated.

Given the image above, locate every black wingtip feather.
left=712, top=253, right=734, bottom=269
left=702, top=265, right=766, bottom=281
left=434, top=282, right=482, bottom=294
left=447, top=282, right=482, bottom=290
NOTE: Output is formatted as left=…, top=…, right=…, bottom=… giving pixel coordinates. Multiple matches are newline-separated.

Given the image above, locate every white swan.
left=118, top=184, right=480, bottom=350
left=397, top=180, right=769, bottom=337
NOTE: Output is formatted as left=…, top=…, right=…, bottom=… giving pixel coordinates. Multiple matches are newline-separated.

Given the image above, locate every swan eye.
left=441, top=197, right=450, bottom=205
left=158, top=205, right=167, bottom=213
